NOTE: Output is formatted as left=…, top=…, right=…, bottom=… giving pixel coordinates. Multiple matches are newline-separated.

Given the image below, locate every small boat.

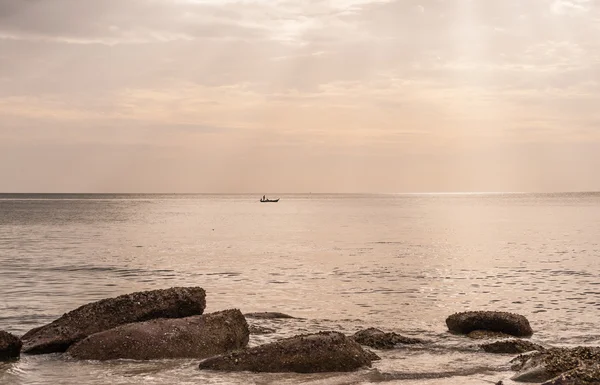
left=260, top=197, right=279, bottom=203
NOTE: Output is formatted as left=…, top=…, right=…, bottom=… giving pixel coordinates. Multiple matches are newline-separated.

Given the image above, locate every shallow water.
left=1, top=193, right=599, bottom=384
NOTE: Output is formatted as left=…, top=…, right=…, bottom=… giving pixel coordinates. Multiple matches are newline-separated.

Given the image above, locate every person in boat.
left=262, top=195, right=266, bottom=201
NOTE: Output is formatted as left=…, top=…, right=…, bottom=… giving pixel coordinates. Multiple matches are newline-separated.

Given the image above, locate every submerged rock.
left=198, top=331, right=378, bottom=373
left=67, top=309, right=248, bottom=360
left=351, top=328, right=426, bottom=349
left=244, top=312, right=295, bottom=319
left=446, top=311, right=533, bottom=337
left=248, top=325, right=275, bottom=335
left=0, top=331, right=22, bottom=361
left=481, top=339, right=545, bottom=354
left=511, top=346, right=600, bottom=383
left=22, top=287, right=206, bottom=354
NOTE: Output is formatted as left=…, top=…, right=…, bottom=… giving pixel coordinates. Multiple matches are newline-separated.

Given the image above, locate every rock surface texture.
left=67, top=309, right=248, bottom=360
left=511, top=346, right=600, bottom=383
left=446, top=311, right=533, bottom=337
left=21, top=287, right=206, bottom=354
left=541, top=362, right=600, bottom=385
left=198, top=331, right=378, bottom=373
left=0, top=331, right=22, bottom=361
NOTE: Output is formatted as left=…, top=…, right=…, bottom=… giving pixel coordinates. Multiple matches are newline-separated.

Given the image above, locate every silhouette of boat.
left=260, top=198, right=279, bottom=203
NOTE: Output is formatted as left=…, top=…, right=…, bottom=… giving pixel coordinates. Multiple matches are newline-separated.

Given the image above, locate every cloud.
left=0, top=0, right=275, bottom=43
left=551, top=0, right=592, bottom=14
left=2, top=0, right=600, bottom=192
left=1, top=0, right=598, bottom=97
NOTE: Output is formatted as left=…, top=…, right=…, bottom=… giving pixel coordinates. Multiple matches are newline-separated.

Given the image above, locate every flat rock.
left=198, top=331, right=378, bottom=373
left=351, top=328, right=426, bottom=349
left=0, top=331, right=22, bottom=361
left=67, top=309, right=248, bottom=360
left=22, top=287, right=206, bottom=354
left=481, top=339, right=545, bottom=354
left=446, top=311, right=533, bottom=337
left=244, top=312, right=295, bottom=319
left=511, top=346, right=600, bottom=383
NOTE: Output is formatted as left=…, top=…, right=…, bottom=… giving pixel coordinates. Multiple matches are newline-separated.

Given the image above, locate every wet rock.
left=351, top=328, right=426, bottom=349
left=22, top=287, right=206, bottom=354
left=511, top=346, right=600, bottom=383
left=468, top=330, right=516, bottom=340
left=446, top=311, right=533, bottom=337
left=67, top=309, right=248, bottom=360
left=510, top=351, right=534, bottom=368
left=0, top=331, right=22, bottom=361
left=198, top=331, right=378, bottom=373
left=481, top=339, right=545, bottom=354
left=541, top=362, right=600, bottom=385
left=364, top=349, right=382, bottom=361
left=249, top=325, right=275, bottom=335
left=244, top=312, right=295, bottom=319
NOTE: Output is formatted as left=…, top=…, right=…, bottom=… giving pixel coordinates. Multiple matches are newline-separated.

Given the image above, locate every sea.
left=1, top=193, right=599, bottom=385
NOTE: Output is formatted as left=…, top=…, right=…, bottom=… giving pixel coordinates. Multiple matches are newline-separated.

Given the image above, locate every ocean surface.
left=1, top=193, right=599, bottom=385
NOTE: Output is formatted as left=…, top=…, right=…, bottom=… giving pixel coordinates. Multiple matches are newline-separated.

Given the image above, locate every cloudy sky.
left=1, top=0, right=599, bottom=193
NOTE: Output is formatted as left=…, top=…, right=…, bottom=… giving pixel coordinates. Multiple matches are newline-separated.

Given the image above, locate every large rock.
left=511, top=346, right=600, bottom=383
left=0, top=331, right=22, bottom=361
left=481, top=339, right=545, bottom=354
left=67, top=309, right=248, bottom=360
left=446, top=311, right=533, bottom=337
left=198, top=331, right=378, bottom=373
left=22, top=287, right=206, bottom=354
left=351, top=328, right=426, bottom=349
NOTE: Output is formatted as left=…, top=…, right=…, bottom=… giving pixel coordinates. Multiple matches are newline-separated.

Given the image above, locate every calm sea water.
left=1, top=193, right=599, bottom=385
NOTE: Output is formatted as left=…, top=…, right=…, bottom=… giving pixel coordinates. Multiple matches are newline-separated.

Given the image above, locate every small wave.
left=205, top=272, right=242, bottom=277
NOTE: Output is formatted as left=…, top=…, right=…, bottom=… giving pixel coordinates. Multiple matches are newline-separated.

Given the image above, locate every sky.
left=1, top=0, right=599, bottom=193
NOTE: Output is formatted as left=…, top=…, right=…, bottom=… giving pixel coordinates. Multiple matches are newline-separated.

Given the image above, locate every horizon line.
left=0, top=191, right=599, bottom=195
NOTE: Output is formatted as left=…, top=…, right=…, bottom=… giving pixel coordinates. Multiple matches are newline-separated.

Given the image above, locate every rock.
left=511, top=353, right=555, bottom=383
left=0, top=331, right=22, bottom=361
left=481, top=339, right=545, bottom=354
left=244, top=312, right=295, bottom=319
left=511, top=346, right=600, bottom=383
left=468, top=330, right=516, bottom=340
left=249, top=325, right=275, bottom=335
left=351, top=328, right=426, bottom=349
left=67, top=309, right=248, bottom=360
left=22, top=287, right=206, bottom=354
left=541, top=362, right=600, bottom=385
left=446, top=311, right=533, bottom=337
left=364, top=349, right=382, bottom=362
left=510, top=351, right=545, bottom=375
left=198, top=331, right=378, bottom=373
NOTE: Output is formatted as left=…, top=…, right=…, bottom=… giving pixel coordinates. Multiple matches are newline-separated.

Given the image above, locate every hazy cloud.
left=1, top=0, right=599, bottom=192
